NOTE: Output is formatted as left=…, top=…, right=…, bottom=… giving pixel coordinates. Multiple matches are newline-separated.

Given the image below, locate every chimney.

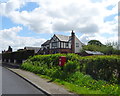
left=71, top=30, right=75, bottom=53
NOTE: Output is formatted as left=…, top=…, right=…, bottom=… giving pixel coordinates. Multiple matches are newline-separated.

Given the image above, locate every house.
left=39, top=30, right=84, bottom=54
left=24, top=47, right=40, bottom=54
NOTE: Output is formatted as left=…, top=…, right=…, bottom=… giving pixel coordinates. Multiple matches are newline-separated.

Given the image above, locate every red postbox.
left=59, top=56, right=66, bottom=66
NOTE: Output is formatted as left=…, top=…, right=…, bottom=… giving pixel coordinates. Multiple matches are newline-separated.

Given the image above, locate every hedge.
left=79, top=55, right=120, bottom=84
left=21, top=54, right=120, bottom=84
left=21, top=54, right=120, bottom=95
left=2, top=51, right=120, bottom=84
left=2, top=50, right=34, bottom=62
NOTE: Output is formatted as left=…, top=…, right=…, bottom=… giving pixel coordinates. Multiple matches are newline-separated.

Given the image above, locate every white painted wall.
left=61, top=42, right=63, bottom=48
left=69, top=41, right=71, bottom=48
left=58, top=42, right=60, bottom=48
left=75, top=36, right=83, bottom=53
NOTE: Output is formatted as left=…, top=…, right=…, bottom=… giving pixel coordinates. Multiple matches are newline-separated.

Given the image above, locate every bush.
left=2, top=50, right=34, bottom=62
left=79, top=55, right=120, bottom=84
left=21, top=54, right=120, bottom=84
left=21, top=54, right=120, bottom=95
left=66, top=71, right=119, bottom=94
left=63, top=60, right=79, bottom=74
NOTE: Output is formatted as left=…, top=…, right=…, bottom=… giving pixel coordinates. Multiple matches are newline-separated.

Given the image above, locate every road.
left=1, top=61, right=46, bottom=95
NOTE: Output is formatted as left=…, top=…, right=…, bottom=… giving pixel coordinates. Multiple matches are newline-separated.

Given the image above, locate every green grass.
left=37, top=74, right=120, bottom=95
left=55, top=79, right=105, bottom=94
left=37, top=73, right=105, bottom=94
left=21, top=62, right=119, bottom=95
left=65, top=83, right=104, bottom=94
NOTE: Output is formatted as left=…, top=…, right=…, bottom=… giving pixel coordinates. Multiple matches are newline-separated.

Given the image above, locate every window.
left=65, top=43, right=69, bottom=47
left=76, top=43, right=79, bottom=47
left=52, top=42, right=57, bottom=47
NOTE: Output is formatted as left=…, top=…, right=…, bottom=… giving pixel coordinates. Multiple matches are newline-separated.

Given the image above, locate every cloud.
left=79, top=33, right=118, bottom=45
left=0, top=26, right=22, bottom=40
left=1, top=0, right=118, bottom=34
left=0, top=26, right=46, bottom=52
left=0, top=0, right=119, bottom=51
left=77, top=23, right=99, bottom=34
left=0, top=0, right=25, bottom=16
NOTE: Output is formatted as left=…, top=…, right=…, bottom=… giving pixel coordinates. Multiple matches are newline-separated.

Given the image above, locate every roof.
left=24, top=47, right=40, bottom=54
left=41, top=40, right=50, bottom=46
left=55, top=34, right=70, bottom=42
left=41, top=33, right=84, bottom=46
left=85, top=50, right=104, bottom=55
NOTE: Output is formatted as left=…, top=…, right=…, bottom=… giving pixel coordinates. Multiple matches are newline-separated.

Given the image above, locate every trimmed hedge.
left=21, top=54, right=120, bottom=95
left=21, top=54, right=120, bottom=84
left=2, top=50, right=34, bottom=63
left=79, top=55, right=120, bottom=84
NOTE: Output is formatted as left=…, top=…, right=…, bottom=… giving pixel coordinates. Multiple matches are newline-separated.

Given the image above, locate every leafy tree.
left=88, top=40, right=103, bottom=46
left=81, top=40, right=115, bottom=55
left=106, top=41, right=120, bottom=50
left=81, top=41, right=120, bottom=55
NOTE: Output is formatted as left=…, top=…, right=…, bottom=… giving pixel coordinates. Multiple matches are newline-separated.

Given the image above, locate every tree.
left=81, top=44, right=114, bottom=55
left=8, top=46, right=12, bottom=52
left=106, top=41, right=120, bottom=50
left=80, top=40, right=120, bottom=55
left=88, top=40, right=103, bottom=46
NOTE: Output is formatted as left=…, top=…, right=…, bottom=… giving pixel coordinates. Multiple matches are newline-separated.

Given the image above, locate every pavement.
left=3, top=62, right=78, bottom=96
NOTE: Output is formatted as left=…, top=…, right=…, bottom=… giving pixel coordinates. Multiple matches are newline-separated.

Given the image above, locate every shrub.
left=21, top=54, right=120, bottom=95
left=2, top=50, right=34, bottom=62
left=63, top=60, right=79, bottom=74
left=79, top=55, right=120, bottom=84
left=22, top=54, right=120, bottom=84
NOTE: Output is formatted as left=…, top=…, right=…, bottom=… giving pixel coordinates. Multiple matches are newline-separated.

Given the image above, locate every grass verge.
left=37, top=74, right=105, bottom=94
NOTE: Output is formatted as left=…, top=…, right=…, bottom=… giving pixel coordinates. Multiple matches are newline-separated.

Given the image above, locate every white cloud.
left=0, top=26, right=46, bottom=52
left=0, top=0, right=119, bottom=51
left=0, top=0, right=118, bottom=33
left=80, top=32, right=118, bottom=45
left=0, top=0, right=25, bottom=16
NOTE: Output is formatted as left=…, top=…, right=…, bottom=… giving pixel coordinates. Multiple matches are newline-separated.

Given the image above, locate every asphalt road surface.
left=1, top=61, right=46, bottom=95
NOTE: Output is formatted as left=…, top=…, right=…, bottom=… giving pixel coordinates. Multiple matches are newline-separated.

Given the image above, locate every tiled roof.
left=24, top=47, right=40, bottom=53
left=41, top=40, right=50, bottom=46
left=55, top=34, right=71, bottom=42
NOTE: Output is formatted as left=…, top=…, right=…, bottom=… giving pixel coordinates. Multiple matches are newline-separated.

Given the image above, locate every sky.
left=0, top=0, right=119, bottom=52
